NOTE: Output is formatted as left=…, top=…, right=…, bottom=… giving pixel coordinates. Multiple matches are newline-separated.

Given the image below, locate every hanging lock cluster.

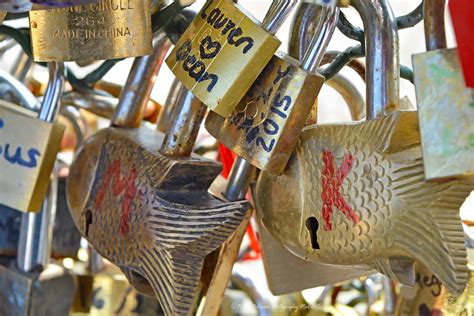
left=0, top=0, right=473, bottom=315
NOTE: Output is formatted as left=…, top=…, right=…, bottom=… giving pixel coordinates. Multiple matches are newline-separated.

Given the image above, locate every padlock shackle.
left=160, top=88, right=207, bottom=157
left=351, top=0, right=399, bottom=120
left=289, top=3, right=325, bottom=61
left=112, top=31, right=171, bottom=128
left=424, top=0, right=447, bottom=51
left=62, top=91, right=117, bottom=119
left=156, top=78, right=184, bottom=133
left=38, top=62, right=64, bottom=123
left=0, top=69, right=39, bottom=111
left=262, top=0, right=298, bottom=34
left=225, top=157, right=256, bottom=201
left=17, top=174, right=58, bottom=273
left=301, top=4, right=339, bottom=73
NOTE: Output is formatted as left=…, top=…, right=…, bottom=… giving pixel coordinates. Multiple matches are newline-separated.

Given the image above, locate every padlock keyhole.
left=85, top=209, right=93, bottom=237
left=306, top=217, right=320, bottom=250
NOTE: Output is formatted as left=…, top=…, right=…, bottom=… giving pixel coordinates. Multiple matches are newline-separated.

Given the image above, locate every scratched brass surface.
left=256, top=111, right=473, bottom=295
left=395, top=250, right=474, bottom=315
left=413, top=48, right=474, bottom=180
left=206, top=52, right=324, bottom=173
left=165, top=0, right=281, bottom=117
left=67, top=126, right=249, bottom=315
left=0, top=100, right=64, bottom=212
left=29, top=0, right=152, bottom=62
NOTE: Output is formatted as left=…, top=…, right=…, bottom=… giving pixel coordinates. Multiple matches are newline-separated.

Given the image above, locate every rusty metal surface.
left=160, top=89, right=207, bottom=157
left=112, top=32, right=170, bottom=128
left=67, top=126, right=249, bottom=315
left=256, top=111, right=472, bottom=295
left=423, top=0, right=447, bottom=51
left=67, top=37, right=249, bottom=314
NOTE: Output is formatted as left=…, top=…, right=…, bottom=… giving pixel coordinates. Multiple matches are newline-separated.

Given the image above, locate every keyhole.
left=84, top=209, right=93, bottom=237
left=306, top=217, right=320, bottom=249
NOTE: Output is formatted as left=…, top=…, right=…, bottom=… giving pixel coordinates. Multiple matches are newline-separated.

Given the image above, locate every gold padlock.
left=205, top=4, right=337, bottom=174
left=412, top=0, right=474, bottom=181
left=165, top=0, right=295, bottom=117
left=29, top=0, right=152, bottom=62
left=256, top=0, right=472, bottom=296
left=0, top=100, right=64, bottom=212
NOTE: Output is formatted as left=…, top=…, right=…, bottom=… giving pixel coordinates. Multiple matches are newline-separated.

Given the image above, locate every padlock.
left=1, top=105, right=76, bottom=315
left=29, top=0, right=152, bottom=62
left=0, top=64, right=65, bottom=212
left=0, top=66, right=78, bottom=259
left=205, top=4, right=337, bottom=173
left=243, top=3, right=371, bottom=296
left=255, top=0, right=473, bottom=296
left=412, top=0, right=474, bottom=180
left=395, top=226, right=474, bottom=316
left=0, top=71, right=81, bottom=257
left=67, top=32, right=249, bottom=315
left=165, top=0, right=295, bottom=117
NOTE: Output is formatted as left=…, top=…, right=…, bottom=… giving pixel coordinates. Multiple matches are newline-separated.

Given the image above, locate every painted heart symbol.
left=199, top=36, right=221, bottom=60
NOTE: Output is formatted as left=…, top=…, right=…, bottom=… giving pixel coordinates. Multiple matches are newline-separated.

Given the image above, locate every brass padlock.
left=205, top=4, right=337, bottom=173
left=0, top=66, right=65, bottom=212
left=256, top=0, right=472, bottom=296
left=412, top=0, right=474, bottom=180
left=67, top=33, right=248, bottom=315
left=29, top=0, right=152, bottom=62
left=165, top=0, right=295, bottom=117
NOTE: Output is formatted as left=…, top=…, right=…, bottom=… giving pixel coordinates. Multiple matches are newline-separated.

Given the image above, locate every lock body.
left=413, top=48, right=474, bottom=180
left=256, top=111, right=472, bottom=295
left=206, top=52, right=324, bottom=173
left=29, top=0, right=152, bottom=62
left=165, top=0, right=281, bottom=117
left=0, top=101, right=64, bottom=212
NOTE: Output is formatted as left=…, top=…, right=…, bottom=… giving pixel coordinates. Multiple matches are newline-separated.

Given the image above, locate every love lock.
left=67, top=31, right=249, bottom=315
